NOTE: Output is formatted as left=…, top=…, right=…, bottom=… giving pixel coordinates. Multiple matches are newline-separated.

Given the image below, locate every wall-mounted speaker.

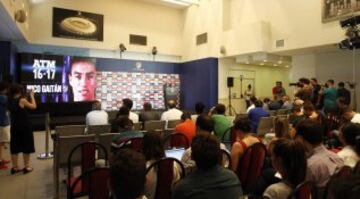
left=227, top=77, right=234, bottom=88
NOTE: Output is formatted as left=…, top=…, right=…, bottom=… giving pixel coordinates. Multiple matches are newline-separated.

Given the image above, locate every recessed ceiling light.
left=278, top=60, right=283, bottom=64
left=273, top=64, right=278, bottom=66
left=285, top=65, right=290, bottom=68
left=260, top=63, right=265, bottom=66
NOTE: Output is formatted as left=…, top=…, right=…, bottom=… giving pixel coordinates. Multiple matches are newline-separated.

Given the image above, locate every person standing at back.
left=122, top=98, right=139, bottom=123
left=139, top=102, right=160, bottom=123
left=322, top=79, right=338, bottom=114
left=272, top=81, right=286, bottom=101
left=0, top=82, right=10, bottom=169
left=85, top=100, right=108, bottom=126
left=8, top=84, right=37, bottom=174
left=337, top=82, right=351, bottom=106
left=172, top=133, right=243, bottom=199
left=209, top=104, right=232, bottom=142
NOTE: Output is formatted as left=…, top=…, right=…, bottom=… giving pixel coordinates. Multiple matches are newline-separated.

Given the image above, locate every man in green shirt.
left=323, top=79, right=338, bottom=114
left=210, top=104, right=232, bottom=142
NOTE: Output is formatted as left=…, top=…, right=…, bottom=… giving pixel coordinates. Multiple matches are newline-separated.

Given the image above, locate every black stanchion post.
left=37, top=112, right=53, bottom=159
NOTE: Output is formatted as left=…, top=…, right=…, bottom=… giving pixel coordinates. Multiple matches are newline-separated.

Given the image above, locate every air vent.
left=276, top=39, right=285, bottom=48
left=129, top=34, right=147, bottom=46
left=196, top=33, right=207, bottom=45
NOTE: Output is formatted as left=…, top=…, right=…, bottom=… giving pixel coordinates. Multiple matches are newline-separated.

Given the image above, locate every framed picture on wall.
left=322, top=0, right=360, bottom=22
left=52, top=7, right=104, bottom=41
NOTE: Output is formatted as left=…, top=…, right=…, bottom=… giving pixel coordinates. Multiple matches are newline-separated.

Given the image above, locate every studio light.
left=339, top=15, right=360, bottom=50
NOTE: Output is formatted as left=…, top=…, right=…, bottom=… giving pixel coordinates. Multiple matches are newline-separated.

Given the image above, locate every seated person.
left=268, top=100, right=283, bottom=111
left=264, top=117, right=291, bottom=150
left=263, top=98, right=271, bottom=112
left=172, top=133, right=243, bottom=199
left=303, top=102, right=325, bottom=125
left=121, top=98, right=139, bottom=123
left=281, top=95, right=293, bottom=110
left=112, top=106, right=130, bottom=132
left=181, top=115, right=229, bottom=170
left=209, top=104, right=232, bottom=141
left=288, top=105, right=305, bottom=127
left=161, top=100, right=183, bottom=128
left=342, top=108, right=360, bottom=124
left=191, top=102, right=205, bottom=122
left=246, top=96, right=257, bottom=113
left=338, top=122, right=360, bottom=168
left=142, top=132, right=182, bottom=199
left=110, top=149, right=147, bottom=199
left=263, top=139, right=307, bottom=199
left=139, top=102, right=160, bottom=123
left=85, top=100, right=108, bottom=126
left=175, top=112, right=196, bottom=144
left=248, top=100, right=270, bottom=133
left=230, top=118, right=261, bottom=171
left=112, top=116, right=143, bottom=145
left=296, top=120, right=344, bottom=198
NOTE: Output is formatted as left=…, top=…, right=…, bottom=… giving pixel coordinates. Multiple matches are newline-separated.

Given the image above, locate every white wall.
left=290, top=54, right=316, bottom=82
left=29, top=0, right=183, bottom=56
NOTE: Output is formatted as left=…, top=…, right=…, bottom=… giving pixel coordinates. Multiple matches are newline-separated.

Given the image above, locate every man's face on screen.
left=69, top=61, right=96, bottom=102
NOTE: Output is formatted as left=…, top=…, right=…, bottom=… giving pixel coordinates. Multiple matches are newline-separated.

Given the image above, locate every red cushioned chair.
left=163, top=132, right=190, bottom=149
left=236, top=142, right=267, bottom=193
left=323, top=166, right=353, bottom=199
left=146, top=157, right=185, bottom=199
left=66, top=141, right=108, bottom=198
left=287, top=181, right=317, bottom=199
left=68, top=167, right=110, bottom=199
left=124, top=137, right=144, bottom=152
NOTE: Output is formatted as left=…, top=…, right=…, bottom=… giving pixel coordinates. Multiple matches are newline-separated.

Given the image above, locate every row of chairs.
left=54, top=119, right=182, bottom=137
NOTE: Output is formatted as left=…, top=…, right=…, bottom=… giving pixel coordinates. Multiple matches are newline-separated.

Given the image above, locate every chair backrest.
left=144, top=120, right=166, bottom=131
left=146, top=158, right=185, bottom=199
left=236, top=142, right=267, bottom=193
left=98, top=133, right=118, bottom=159
left=133, top=122, right=143, bottom=131
left=167, top=120, right=182, bottom=129
left=163, top=133, right=190, bottom=149
left=67, top=142, right=109, bottom=197
left=56, top=134, right=96, bottom=167
left=69, top=167, right=110, bottom=199
left=288, top=181, right=317, bottom=199
left=323, top=165, right=353, bottom=199
left=87, top=124, right=111, bottom=135
left=257, top=117, right=275, bottom=136
left=221, top=149, right=231, bottom=169
left=269, top=110, right=277, bottom=117
left=277, top=109, right=290, bottom=116
left=235, top=114, right=248, bottom=123
left=55, top=125, right=86, bottom=136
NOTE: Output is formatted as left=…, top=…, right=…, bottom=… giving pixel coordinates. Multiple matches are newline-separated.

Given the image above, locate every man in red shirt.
left=175, top=112, right=196, bottom=144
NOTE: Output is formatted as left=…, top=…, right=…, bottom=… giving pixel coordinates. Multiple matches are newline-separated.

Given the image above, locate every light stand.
left=37, top=112, right=53, bottom=159
left=352, top=48, right=358, bottom=111
left=227, top=86, right=237, bottom=116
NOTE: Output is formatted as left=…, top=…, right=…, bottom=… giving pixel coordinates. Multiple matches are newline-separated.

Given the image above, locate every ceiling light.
left=273, top=64, right=278, bottom=66
left=285, top=65, right=290, bottom=68
left=278, top=60, right=283, bottom=64
left=245, top=61, right=250, bottom=64
left=260, top=63, right=265, bottom=66
left=162, top=0, right=198, bottom=6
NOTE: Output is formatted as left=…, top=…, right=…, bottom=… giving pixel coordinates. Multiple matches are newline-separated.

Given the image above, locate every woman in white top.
left=263, top=139, right=307, bottom=199
left=142, top=132, right=182, bottom=199
left=338, top=122, right=360, bottom=168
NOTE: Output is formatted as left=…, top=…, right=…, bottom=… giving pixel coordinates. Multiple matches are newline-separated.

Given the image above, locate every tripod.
left=227, top=87, right=237, bottom=116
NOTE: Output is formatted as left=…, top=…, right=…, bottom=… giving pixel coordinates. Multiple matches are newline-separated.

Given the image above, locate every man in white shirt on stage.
left=86, top=101, right=108, bottom=126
